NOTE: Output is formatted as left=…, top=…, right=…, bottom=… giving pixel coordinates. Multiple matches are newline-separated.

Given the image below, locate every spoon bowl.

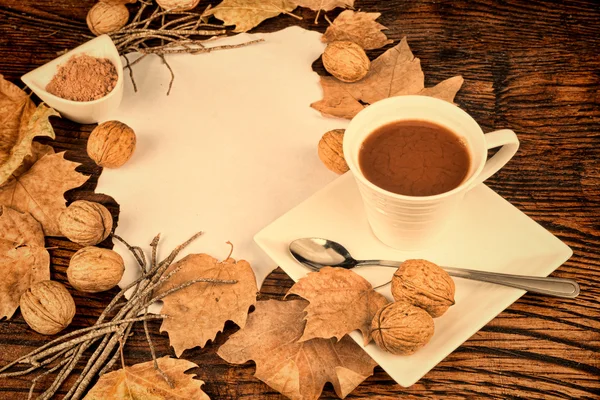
left=289, top=238, right=353, bottom=268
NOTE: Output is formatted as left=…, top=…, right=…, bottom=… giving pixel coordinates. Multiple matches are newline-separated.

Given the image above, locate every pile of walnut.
left=20, top=120, right=135, bottom=336
left=371, top=260, right=456, bottom=355
left=317, top=41, right=370, bottom=174
left=21, top=200, right=125, bottom=335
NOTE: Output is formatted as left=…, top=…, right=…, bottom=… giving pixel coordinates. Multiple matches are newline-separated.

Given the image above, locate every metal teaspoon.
left=288, top=238, right=580, bottom=298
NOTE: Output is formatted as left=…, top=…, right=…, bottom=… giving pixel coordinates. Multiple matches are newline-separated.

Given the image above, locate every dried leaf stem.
left=0, top=232, right=237, bottom=399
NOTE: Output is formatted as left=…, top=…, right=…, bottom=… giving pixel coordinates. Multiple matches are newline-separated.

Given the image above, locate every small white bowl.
left=22, top=35, right=124, bottom=124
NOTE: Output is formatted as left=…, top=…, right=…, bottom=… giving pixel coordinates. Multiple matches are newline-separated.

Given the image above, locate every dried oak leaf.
left=0, top=75, right=59, bottom=186
left=218, top=299, right=377, bottom=400
left=0, top=206, right=50, bottom=320
left=84, top=356, right=210, bottom=400
left=206, top=0, right=298, bottom=33
left=0, top=152, right=88, bottom=236
left=311, top=37, right=464, bottom=119
left=155, top=252, right=258, bottom=357
left=294, top=0, right=354, bottom=12
left=287, top=267, right=388, bottom=345
left=322, top=10, right=392, bottom=50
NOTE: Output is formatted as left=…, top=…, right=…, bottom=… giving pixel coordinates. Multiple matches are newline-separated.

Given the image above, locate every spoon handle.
left=355, top=260, right=580, bottom=298
left=442, top=267, right=579, bottom=298
left=357, top=260, right=402, bottom=268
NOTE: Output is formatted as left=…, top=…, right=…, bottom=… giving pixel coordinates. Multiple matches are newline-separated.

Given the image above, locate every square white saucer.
left=254, top=173, right=572, bottom=387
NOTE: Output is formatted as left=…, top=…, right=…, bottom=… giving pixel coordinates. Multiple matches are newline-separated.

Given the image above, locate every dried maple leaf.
left=312, top=37, right=422, bottom=118
left=287, top=267, right=388, bottom=345
left=0, top=206, right=50, bottom=320
left=312, top=76, right=365, bottom=119
left=0, top=75, right=35, bottom=164
left=0, top=75, right=59, bottom=186
left=11, top=142, right=55, bottom=179
left=0, top=205, right=45, bottom=252
left=311, top=37, right=464, bottom=119
left=0, top=152, right=88, bottom=236
left=206, top=0, right=298, bottom=33
left=322, top=10, right=392, bottom=50
left=218, top=299, right=377, bottom=400
left=155, top=252, right=257, bottom=357
left=0, top=246, right=50, bottom=320
left=294, top=0, right=354, bottom=12
left=84, top=356, right=210, bottom=400
left=417, top=75, right=464, bottom=104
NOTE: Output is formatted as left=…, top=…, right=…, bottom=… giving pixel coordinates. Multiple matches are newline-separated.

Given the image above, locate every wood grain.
left=0, top=0, right=599, bottom=399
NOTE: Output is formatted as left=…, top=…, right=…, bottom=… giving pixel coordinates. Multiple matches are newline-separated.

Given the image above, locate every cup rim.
left=343, top=95, right=487, bottom=202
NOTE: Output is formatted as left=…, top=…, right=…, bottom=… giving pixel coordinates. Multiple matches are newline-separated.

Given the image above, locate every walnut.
left=87, top=120, right=137, bottom=169
left=86, top=2, right=129, bottom=36
left=67, top=246, right=125, bottom=293
left=157, top=0, right=200, bottom=10
left=58, top=201, right=113, bottom=246
left=20, top=281, right=76, bottom=335
left=371, top=302, right=434, bottom=355
left=322, top=41, right=370, bottom=83
left=318, top=129, right=348, bottom=174
left=391, top=259, right=455, bottom=318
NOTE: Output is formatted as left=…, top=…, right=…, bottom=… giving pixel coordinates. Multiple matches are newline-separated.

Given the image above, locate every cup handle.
left=470, top=129, right=520, bottom=189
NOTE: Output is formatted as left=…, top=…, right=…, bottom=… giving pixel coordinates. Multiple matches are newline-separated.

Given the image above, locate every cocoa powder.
left=46, top=54, right=118, bottom=102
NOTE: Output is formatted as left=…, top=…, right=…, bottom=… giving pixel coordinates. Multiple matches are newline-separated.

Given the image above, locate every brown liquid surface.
left=359, top=120, right=471, bottom=196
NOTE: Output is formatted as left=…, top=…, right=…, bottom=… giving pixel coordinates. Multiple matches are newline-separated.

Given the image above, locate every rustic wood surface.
left=0, top=0, right=599, bottom=399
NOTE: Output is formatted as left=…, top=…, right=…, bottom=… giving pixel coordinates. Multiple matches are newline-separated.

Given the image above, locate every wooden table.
left=1, top=0, right=599, bottom=399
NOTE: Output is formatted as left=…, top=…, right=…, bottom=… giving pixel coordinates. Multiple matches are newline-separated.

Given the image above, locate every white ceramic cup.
left=343, top=95, right=520, bottom=250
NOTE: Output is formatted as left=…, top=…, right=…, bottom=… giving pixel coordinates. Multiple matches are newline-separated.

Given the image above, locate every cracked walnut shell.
left=322, top=41, right=370, bottom=83
left=87, top=120, right=136, bottom=169
left=86, top=2, right=130, bottom=36
left=371, top=301, right=434, bottom=355
left=392, top=259, right=455, bottom=318
left=68, top=246, right=125, bottom=293
left=318, top=129, right=348, bottom=174
left=58, top=201, right=113, bottom=246
left=20, top=281, right=76, bottom=335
